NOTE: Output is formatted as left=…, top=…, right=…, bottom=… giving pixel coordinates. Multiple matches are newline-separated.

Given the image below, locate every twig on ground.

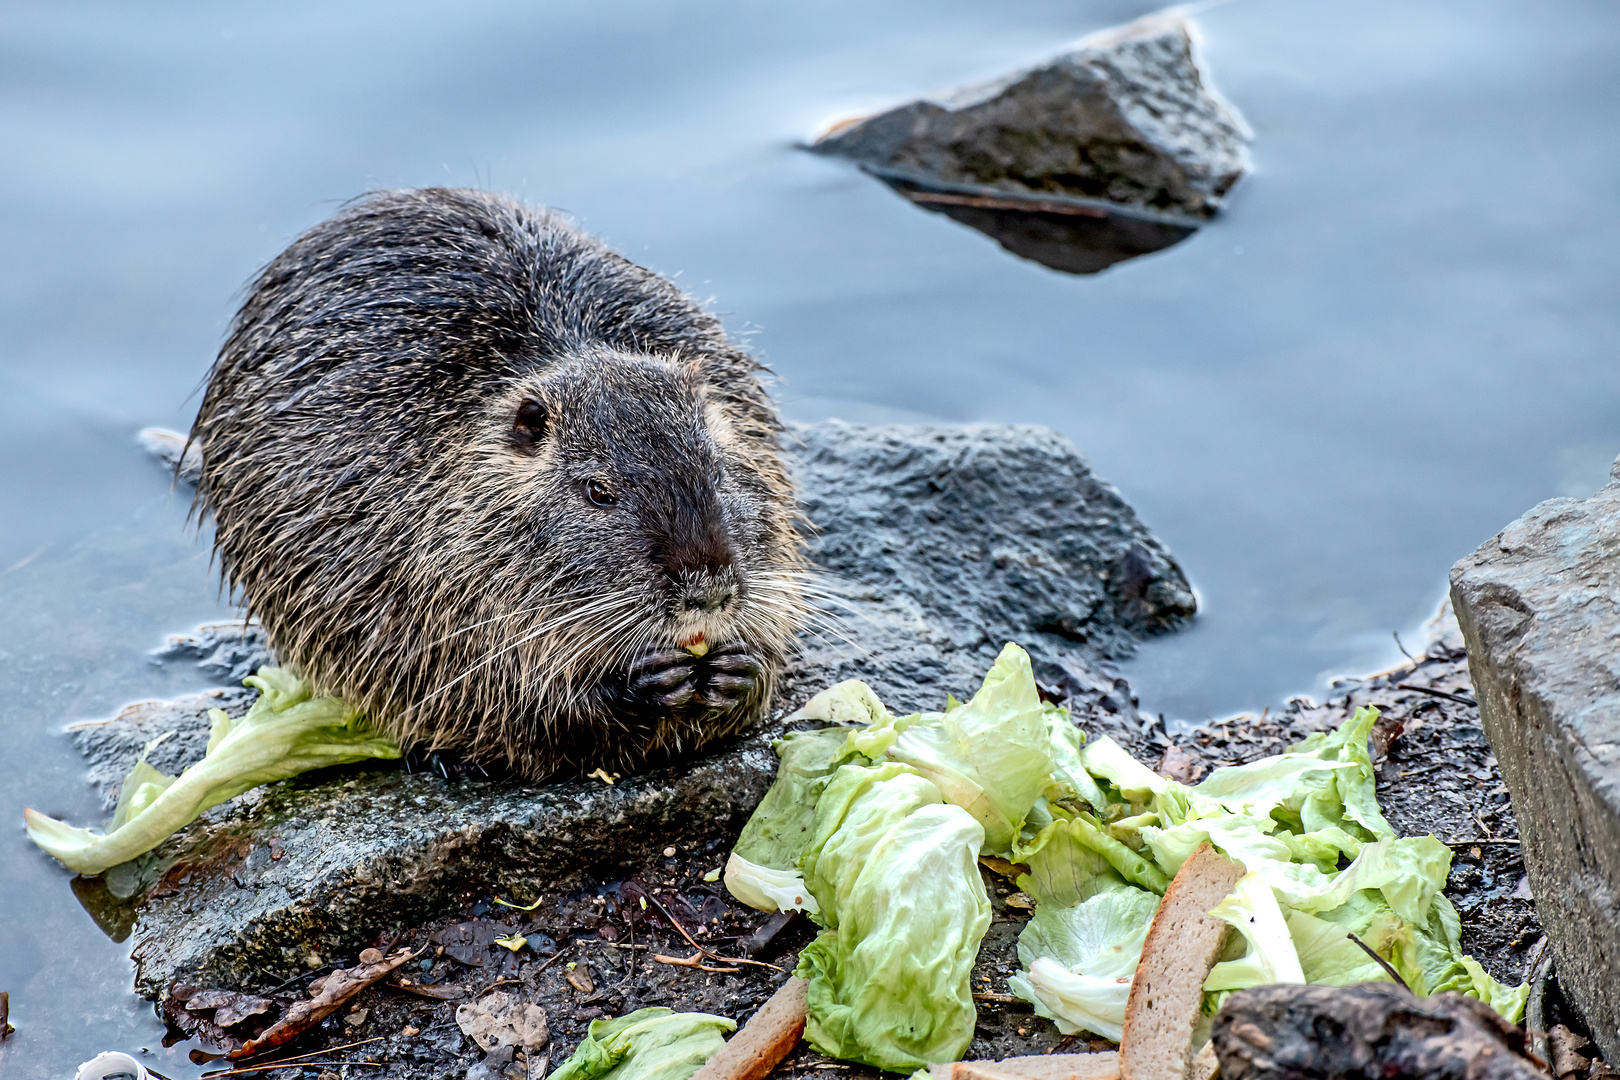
left=1395, top=683, right=1478, bottom=707
left=644, top=892, right=781, bottom=971
left=1345, top=932, right=1411, bottom=991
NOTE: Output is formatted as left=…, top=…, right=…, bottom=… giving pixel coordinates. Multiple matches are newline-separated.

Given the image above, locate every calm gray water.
left=2, top=1, right=1617, bottom=1074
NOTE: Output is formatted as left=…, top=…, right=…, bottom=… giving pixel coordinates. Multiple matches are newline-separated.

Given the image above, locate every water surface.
left=2, top=1, right=1618, bottom=1074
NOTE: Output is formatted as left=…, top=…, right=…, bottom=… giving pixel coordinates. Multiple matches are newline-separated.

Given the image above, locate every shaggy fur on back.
left=191, top=187, right=804, bottom=778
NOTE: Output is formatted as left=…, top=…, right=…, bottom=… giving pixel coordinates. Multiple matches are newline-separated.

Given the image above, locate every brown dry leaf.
left=978, top=856, right=1030, bottom=880
left=456, top=991, right=549, bottom=1051
left=565, top=965, right=595, bottom=994
left=1154, top=745, right=1202, bottom=784
left=229, top=947, right=420, bottom=1059
left=183, top=987, right=276, bottom=1029
left=1369, top=713, right=1405, bottom=764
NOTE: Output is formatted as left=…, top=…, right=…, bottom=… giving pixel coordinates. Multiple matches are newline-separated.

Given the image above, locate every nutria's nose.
left=680, top=582, right=736, bottom=613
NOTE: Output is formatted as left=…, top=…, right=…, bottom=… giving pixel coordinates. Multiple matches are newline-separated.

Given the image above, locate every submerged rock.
left=810, top=13, right=1251, bottom=273
left=80, top=420, right=1191, bottom=997
left=1450, top=454, right=1620, bottom=1060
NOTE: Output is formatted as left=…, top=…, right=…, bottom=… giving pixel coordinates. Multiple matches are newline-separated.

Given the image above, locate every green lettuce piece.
left=1078, top=735, right=1167, bottom=803
left=25, top=668, right=400, bottom=876
left=547, top=1007, right=735, bottom=1080
left=1015, top=811, right=1168, bottom=900
left=1204, top=872, right=1306, bottom=991
left=1276, top=836, right=1452, bottom=921
left=1007, top=885, right=1159, bottom=1042
left=1284, top=907, right=1401, bottom=987
left=885, top=643, right=1054, bottom=855
left=801, top=763, right=943, bottom=928
left=1043, top=705, right=1110, bottom=813
left=1014, top=817, right=1126, bottom=908
left=1288, top=705, right=1395, bottom=840
left=796, top=800, right=991, bottom=1071
left=724, top=727, right=850, bottom=914
left=1191, top=754, right=1357, bottom=822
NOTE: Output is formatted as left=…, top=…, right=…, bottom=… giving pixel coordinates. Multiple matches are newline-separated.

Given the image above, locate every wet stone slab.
left=78, top=420, right=1193, bottom=1000
left=1451, top=454, right=1620, bottom=1060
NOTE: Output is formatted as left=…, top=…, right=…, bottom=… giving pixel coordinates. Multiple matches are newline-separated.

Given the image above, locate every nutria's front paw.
left=626, top=646, right=698, bottom=709
left=698, top=641, right=763, bottom=710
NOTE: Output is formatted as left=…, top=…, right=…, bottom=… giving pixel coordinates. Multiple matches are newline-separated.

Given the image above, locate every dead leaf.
left=565, top=965, right=595, bottom=994
left=1154, top=745, right=1202, bottom=784
left=183, top=988, right=276, bottom=1029
left=1369, top=713, right=1405, bottom=764
left=494, top=934, right=528, bottom=953
left=978, top=856, right=1030, bottom=880
left=456, top=991, right=549, bottom=1051
left=229, top=947, right=419, bottom=1059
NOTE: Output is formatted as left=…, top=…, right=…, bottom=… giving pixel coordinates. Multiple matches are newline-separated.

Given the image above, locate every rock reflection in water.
left=879, top=175, right=1200, bottom=275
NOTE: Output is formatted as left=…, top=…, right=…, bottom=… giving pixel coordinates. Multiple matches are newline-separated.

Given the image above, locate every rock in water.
left=1451, top=453, right=1620, bottom=1060
left=788, top=421, right=1195, bottom=717
left=809, top=13, right=1250, bottom=272
left=83, top=420, right=1190, bottom=998
left=1213, top=983, right=1545, bottom=1080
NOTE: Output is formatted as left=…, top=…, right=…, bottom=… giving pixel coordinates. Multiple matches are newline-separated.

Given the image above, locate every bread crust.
left=1119, top=842, right=1245, bottom=1080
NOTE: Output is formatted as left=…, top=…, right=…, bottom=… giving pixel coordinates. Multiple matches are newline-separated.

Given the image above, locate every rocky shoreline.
left=42, top=425, right=1611, bottom=1078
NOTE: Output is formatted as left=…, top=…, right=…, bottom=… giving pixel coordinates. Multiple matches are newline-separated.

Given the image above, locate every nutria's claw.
left=627, top=647, right=698, bottom=708
left=699, top=642, right=763, bottom=709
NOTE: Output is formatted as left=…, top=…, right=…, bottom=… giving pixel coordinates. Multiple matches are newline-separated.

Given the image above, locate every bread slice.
left=690, top=976, right=807, bottom=1080
left=1119, top=842, right=1245, bottom=1080
left=931, top=1052, right=1121, bottom=1080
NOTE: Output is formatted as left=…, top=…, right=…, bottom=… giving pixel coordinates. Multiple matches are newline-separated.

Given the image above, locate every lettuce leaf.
left=25, top=668, right=399, bottom=876
left=1007, top=885, right=1159, bottom=1041
left=884, top=643, right=1054, bottom=855
left=547, top=1007, right=735, bottom=1080
left=796, top=799, right=991, bottom=1071
left=724, top=727, right=850, bottom=914
left=1203, top=872, right=1306, bottom=991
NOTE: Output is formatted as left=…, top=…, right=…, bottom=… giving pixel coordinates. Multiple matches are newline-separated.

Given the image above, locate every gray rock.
left=1450, top=453, right=1620, bottom=1059
left=786, top=421, right=1195, bottom=716
left=96, top=420, right=1192, bottom=997
left=809, top=12, right=1250, bottom=272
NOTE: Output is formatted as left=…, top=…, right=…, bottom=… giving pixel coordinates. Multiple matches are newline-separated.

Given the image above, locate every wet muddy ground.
left=153, top=631, right=1598, bottom=1080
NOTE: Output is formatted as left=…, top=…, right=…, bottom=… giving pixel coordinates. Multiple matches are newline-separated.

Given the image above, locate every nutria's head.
left=192, top=187, right=804, bottom=777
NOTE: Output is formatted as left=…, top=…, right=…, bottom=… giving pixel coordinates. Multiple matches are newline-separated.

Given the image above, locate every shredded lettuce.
left=733, top=653, right=1529, bottom=1071
left=547, top=1007, right=735, bottom=1080
left=26, top=668, right=399, bottom=876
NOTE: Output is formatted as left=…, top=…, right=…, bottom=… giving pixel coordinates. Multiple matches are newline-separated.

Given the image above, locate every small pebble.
left=663, top=846, right=676, bottom=857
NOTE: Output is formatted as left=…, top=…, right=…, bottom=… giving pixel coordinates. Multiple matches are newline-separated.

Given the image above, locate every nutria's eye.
left=512, top=397, right=547, bottom=452
left=582, top=478, right=616, bottom=507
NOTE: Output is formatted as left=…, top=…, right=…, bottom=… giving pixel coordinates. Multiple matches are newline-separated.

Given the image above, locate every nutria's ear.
left=512, top=396, right=548, bottom=453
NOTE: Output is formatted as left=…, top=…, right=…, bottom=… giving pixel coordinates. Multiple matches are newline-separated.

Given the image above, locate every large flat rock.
left=1450, top=456, right=1620, bottom=1059
left=83, top=420, right=1192, bottom=998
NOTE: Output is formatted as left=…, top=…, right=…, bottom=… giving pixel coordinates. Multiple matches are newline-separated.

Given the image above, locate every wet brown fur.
left=190, top=188, right=805, bottom=778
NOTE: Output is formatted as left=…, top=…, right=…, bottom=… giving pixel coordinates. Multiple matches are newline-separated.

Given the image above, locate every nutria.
left=189, top=187, right=806, bottom=779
